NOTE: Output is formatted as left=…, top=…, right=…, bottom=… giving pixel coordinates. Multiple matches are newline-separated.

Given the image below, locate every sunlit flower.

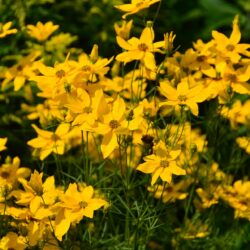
left=116, top=24, right=164, bottom=70
left=159, top=77, right=207, bottom=116
left=27, top=21, right=59, bottom=41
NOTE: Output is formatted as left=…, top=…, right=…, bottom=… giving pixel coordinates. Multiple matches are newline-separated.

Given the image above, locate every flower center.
left=82, top=65, right=91, bottom=72
left=109, top=120, right=120, bottom=129
left=178, top=95, right=187, bottom=102
left=0, top=171, right=10, bottom=179
left=136, top=2, right=144, bottom=7
left=56, top=69, right=66, bottom=78
left=225, top=73, right=237, bottom=82
left=138, top=43, right=148, bottom=51
left=83, top=106, right=92, bottom=113
left=226, top=44, right=235, bottom=51
left=32, top=185, right=43, bottom=196
left=196, top=55, right=206, bottom=62
left=160, top=160, right=169, bottom=168
left=17, top=65, right=23, bottom=71
left=51, top=133, right=60, bottom=141
left=79, top=201, right=88, bottom=208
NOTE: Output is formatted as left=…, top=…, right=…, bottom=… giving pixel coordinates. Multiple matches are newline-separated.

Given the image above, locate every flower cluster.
left=0, top=1, right=250, bottom=248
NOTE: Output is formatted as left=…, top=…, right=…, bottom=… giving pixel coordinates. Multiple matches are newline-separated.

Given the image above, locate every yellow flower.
left=159, top=78, right=207, bottom=116
left=236, top=137, right=250, bottom=154
left=196, top=187, right=218, bottom=209
left=0, top=232, right=26, bottom=250
left=114, top=20, right=133, bottom=40
left=0, top=156, right=31, bottom=190
left=27, top=21, right=59, bottom=41
left=0, top=137, right=7, bottom=152
left=212, top=15, right=250, bottom=63
left=137, top=141, right=186, bottom=185
left=0, top=21, right=17, bottom=38
left=116, top=24, right=165, bottom=70
left=53, top=183, right=107, bottom=240
left=74, top=44, right=113, bottom=84
left=12, top=170, right=58, bottom=215
left=66, top=89, right=104, bottom=131
left=31, top=58, right=78, bottom=99
left=1, top=51, right=40, bottom=91
left=95, top=96, right=129, bottom=158
left=115, top=0, right=160, bottom=19
left=27, top=123, right=70, bottom=160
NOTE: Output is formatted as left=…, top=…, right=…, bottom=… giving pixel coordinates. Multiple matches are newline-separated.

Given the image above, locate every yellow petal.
left=101, top=132, right=118, bottom=158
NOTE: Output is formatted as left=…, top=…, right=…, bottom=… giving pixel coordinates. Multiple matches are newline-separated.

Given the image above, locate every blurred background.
left=1, top=0, right=250, bottom=57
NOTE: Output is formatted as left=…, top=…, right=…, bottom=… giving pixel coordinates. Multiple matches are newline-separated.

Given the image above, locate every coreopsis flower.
left=137, top=141, right=186, bottom=185
left=1, top=51, right=40, bottom=91
left=158, top=77, right=207, bottom=116
left=0, top=232, right=26, bottom=250
left=114, top=20, right=133, bottom=40
left=0, top=156, right=31, bottom=190
left=196, top=187, right=218, bottom=209
left=66, top=88, right=104, bottom=131
left=27, top=123, right=70, bottom=160
left=53, top=183, right=107, bottom=240
left=31, top=57, right=78, bottom=99
left=114, top=0, right=160, bottom=19
left=25, top=221, right=59, bottom=249
left=236, top=137, right=250, bottom=154
left=0, top=21, right=17, bottom=38
left=74, top=44, right=113, bottom=84
left=116, top=24, right=165, bottom=70
left=94, top=96, right=129, bottom=158
left=12, top=170, right=58, bottom=215
left=26, top=21, right=59, bottom=42
left=0, top=137, right=7, bottom=152
left=212, top=15, right=250, bottom=63
left=218, top=180, right=250, bottom=221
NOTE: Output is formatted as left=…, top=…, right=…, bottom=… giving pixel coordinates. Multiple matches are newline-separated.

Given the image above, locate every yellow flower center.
left=160, top=160, right=169, bottom=168
left=226, top=44, right=235, bottom=51
left=56, top=69, right=66, bottom=78
left=138, top=43, right=148, bottom=51
left=178, top=95, right=187, bottom=102
left=109, top=120, right=120, bottom=129
left=79, top=201, right=88, bottom=208
left=0, top=171, right=10, bottom=179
